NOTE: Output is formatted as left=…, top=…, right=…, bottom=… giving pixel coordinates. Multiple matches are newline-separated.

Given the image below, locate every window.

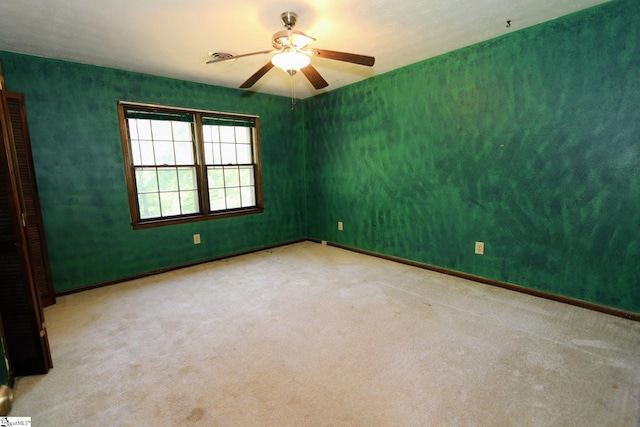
left=118, top=102, right=263, bottom=228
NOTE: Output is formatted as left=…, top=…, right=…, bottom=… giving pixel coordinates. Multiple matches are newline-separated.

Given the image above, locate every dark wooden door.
left=0, top=309, right=12, bottom=386
left=0, top=65, right=52, bottom=376
left=4, top=92, right=55, bottom=307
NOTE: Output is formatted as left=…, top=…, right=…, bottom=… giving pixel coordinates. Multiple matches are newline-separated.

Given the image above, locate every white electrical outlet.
left=338, top=221, right=343, bottom=231
left=193, top=234, right=201, bottom=244
left=475, top=241, right=484, bottom=255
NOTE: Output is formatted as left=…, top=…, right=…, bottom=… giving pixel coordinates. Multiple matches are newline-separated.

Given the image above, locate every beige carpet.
left=9, top=241, right=640, bottom=426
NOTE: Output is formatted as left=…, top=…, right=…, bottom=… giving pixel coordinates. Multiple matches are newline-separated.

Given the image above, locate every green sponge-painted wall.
left=0, top=52, right=307, bottom=292
left=304, top=0, right=640, bottom=312
left=0, top=0, right=638, bottom=314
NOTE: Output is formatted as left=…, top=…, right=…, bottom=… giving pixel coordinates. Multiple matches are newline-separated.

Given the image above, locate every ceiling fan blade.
left=206, top=50, right=273, bottom=64
left=301, top=64, right=329, bottom=90
left=312, top=49, right=375, bottom=67
left=240, top=61, right=275, bottom=88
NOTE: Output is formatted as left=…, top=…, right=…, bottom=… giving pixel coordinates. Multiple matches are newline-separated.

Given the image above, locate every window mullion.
left=193, top=113, right=209, bottom=214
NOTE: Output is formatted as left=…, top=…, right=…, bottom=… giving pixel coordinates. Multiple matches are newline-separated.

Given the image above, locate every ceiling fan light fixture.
left=271, top=51, right=311, bottom=74
left=272, top=30, right=315, bottom=50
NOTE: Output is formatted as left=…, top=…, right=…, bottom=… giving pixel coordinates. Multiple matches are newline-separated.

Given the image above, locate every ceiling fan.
left=206, top=11, right=375, bottom=93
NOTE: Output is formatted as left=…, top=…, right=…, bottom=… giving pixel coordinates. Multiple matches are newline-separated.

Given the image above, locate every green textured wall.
left=0, top=0, right=638, bottom=316
left=304, top=0, right=640, bottom=312
left=0, top=52, right=307, bottom=292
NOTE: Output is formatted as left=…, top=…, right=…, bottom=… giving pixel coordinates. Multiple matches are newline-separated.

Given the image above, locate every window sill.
left=132, top=207, right=264, bottom=230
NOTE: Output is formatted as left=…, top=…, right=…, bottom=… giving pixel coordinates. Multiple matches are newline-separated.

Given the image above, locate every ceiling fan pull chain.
left=290, top=75, right=297, bottom=109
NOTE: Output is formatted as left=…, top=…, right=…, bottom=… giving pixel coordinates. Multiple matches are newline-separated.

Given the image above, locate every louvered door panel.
left=0, top=134, right=50, bottom=375
left=5, top=92, right=55, bottom=307
left=0, top=70, right=52, bottom=376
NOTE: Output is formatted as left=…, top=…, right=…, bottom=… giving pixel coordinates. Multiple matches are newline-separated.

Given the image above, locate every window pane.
left=133, top=119, right=152, bottom=140
left=219, top=126, right=235, bottom=142
left=128, top=119, right=138, bottom=138
left=202, top=125, right=211, bottom=142
left=235, top=127, right=250, bottom=143
left=173, top=122, right=192, bottom=141
left=221, top=143, right=237, bottom=164
left=160, top=192, right=181, bottom=216
left=203, top=125, right=219, bottom=143
left=151, top=120, right=173, bottom=140
left=241, top=186, right=255, bottom=207
left=239, top=166, right=254, bottom=186
left=207, top=167, right=224, bottom=188
left=212, top=143, right=222, bottom=164
left=204, top=142, right=214, bottom=164
left=210, top=188, right=226, bottom=210
left=204, top=142, right=222, bottom=165
left=158, top=169, right=179, bottom=191
left=139, top=140, right=155, bottom=165
left=226, top=187, right=241, bottom=209
left=135, top=168, right=159, bottom=193
left=131, top=140, right=142, bottom=165
left=175, top=141, right=194, bottom=164
left=236, top=144, right=252, bottom=164
left=138, top=193, right=161, bottom=219
left=154, top=141, right=175, bottom=165
left=180, top=190, right=199, bottom=214
left=224, top=167, right=240, bottom=187
left=178, top=167, right=197, bottom=190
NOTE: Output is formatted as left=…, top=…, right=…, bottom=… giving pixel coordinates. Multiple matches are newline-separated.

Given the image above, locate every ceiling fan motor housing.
left=280, top=12, right=297, bottom=29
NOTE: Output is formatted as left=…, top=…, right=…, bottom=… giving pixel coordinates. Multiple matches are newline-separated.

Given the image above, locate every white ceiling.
left=0, top=0, right=609, bottom=100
